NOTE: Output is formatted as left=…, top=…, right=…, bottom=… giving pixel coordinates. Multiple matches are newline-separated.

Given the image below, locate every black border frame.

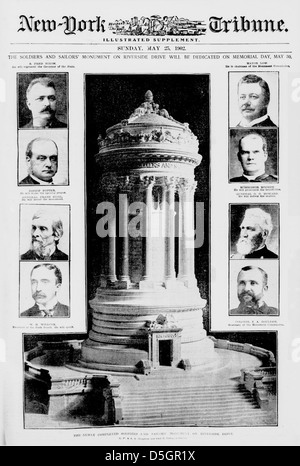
left=228, top=70, right=280, bottom=185
left=17, top=72, right=70, bottom=187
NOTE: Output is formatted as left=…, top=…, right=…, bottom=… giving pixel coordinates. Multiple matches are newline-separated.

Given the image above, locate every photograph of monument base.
left=24, top=331, right=277, bottom=429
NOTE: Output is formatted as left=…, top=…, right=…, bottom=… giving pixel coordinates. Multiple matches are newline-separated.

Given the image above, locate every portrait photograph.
left=20, top=204, right=70, bottom=262
left=229, top=260, right=279, bottom=317
left=18, top=73, right=69, bottom=130
left=20, top=262, right=70, bottom=318
left=229, top=128, right=278, bottom=183
left=18, top=129, right=69, bottom=186
left=229, top=71, right=279, bottom=128
left=230, top=204, right=279, bottom=260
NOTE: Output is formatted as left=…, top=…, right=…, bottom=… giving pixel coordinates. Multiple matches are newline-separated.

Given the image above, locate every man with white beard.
left=230, top=266, right=278, bottom=316
left=21, top=210, right=69, bottom=261
left=231, top=208, right=278, bottom=259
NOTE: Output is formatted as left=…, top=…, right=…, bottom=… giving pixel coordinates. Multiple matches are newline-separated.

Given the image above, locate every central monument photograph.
left=83, top=77, right=213, bottom=372
left=23, top=75, right=277, bottom=428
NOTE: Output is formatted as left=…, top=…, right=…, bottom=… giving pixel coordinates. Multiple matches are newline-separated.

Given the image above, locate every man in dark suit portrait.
left=230, top=133, right=278, bottom=183
left=231, top=207, right=278, bottom=259
left=21, top=210, right=68, bottom=261
left=237, top=74, right=277, bottom=128
left=230, top=266, right=278, bottom=316
left=22, top=264, right=69, bottom=318
left=20, top=138, right=59, bottom=185
left=22, top=77, right=67, bottom=129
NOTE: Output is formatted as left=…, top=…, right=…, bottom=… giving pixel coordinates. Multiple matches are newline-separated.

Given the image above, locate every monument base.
left=79, top=334, right=215, bottom=374
left=24, top=341, right=277, bottom=429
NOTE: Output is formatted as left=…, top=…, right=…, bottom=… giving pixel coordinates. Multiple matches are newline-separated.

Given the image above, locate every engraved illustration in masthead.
left=109, top=16, right=207, bottom=36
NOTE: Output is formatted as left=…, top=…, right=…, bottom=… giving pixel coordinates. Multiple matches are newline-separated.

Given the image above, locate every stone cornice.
left=96, top=146, right=203, bottom=171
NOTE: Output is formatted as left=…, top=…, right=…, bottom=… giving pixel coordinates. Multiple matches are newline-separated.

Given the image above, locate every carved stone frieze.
left=98, top=127, right=198, bottom=151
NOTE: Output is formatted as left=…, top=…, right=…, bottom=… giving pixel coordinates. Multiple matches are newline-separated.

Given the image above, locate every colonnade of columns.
left=101, top=174, right=198, bottom=289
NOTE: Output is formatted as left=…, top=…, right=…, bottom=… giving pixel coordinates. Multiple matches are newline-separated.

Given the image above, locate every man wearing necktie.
left=21, top=264, right=69, bottom=318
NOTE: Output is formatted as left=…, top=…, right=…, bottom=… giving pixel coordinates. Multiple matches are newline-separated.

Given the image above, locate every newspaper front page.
left=0, top=0, right=300, bottom=447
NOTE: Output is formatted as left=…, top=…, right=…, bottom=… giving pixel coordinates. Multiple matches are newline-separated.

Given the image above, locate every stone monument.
left=80, top=90, right=215, bottom=373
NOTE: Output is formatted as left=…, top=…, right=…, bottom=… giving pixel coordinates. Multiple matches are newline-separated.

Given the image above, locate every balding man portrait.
left=230, top=133, right=278, bottom=183
left=20, top=138, right=59, bottom=185
left=21, top=209, right=69, bottom=261
left=230, top=266, right=279, bottom=316
left=21, top=77, right=67, bottom=129
left=231, top=207, right=278, bottom=259
left=236, top=74, right=277, bottom=128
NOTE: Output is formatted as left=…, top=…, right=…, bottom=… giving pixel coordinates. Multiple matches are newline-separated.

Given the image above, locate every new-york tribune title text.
left=17, top=15, right=289, bottom=36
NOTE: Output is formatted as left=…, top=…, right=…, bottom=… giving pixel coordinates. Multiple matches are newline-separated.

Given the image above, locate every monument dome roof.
left=97, top=90, right=199, bottom=152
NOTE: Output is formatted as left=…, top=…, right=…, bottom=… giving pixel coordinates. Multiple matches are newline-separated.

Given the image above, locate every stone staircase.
left=119, top=372, right=277, bottom=427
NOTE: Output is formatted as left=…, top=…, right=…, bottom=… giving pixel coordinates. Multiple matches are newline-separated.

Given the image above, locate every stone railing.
left=25, top=340, right=84, bottom=366
left=25, top=362, right=52, bottom=389
left=102, top=376, right=123, bottom=425
left=241, top=367, right=277, bottom=411
left=209, top=337, right=276, bottom=366
left=209, top=337, right=277, bottom=411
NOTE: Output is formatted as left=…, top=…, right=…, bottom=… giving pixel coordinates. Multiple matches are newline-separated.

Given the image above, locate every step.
left=122, top=381, right=247, bottom=393
left=121, top=412, right=269, bottom=423
left=122, top=406, right=259, bottom=416
left=120, top=387, right=250, bottom=396
left=120, top=392, right=247, bottom=399
left=120, top=394, right=254, bottom=404
left=121, top=420, right=274, bottom=427
left=122, top=398, right=257, bottom=409
left=121, top=415, right=271, bottom=424
left=121, top=406, right=264, bottom=418
left=121, top=416, right=266, bottom=426
left=122, top=409, right=264, bottom=421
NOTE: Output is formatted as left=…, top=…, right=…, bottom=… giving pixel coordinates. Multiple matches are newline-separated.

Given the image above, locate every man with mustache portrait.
left=22, top=77, right=67, bottom=129
left=237, top=74, right=277, bottom=128
left=21, top=264, right=69, bottom=318
left=231, top=208, right=278, bottom=259
left=230, top=266, right=279, bottom=316
left=21, top=210, right=69, bottom=261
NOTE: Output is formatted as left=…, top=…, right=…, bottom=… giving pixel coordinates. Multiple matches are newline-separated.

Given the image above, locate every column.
left=178, top=179, right=197, bottom=288
left=164, top=177, right=177, bottom=288
left=118, top=177, right=131, bottom=287
left=140, top=176, right=155, bottom=288
left=102, top=176, right=117, bottom=284
left=107, top=208, right=117, bottom=283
